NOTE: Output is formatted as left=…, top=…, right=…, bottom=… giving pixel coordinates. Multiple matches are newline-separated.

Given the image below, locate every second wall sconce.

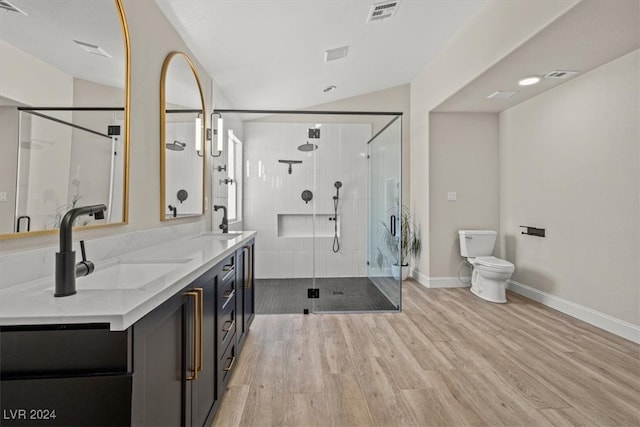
left=211, top=112, right=224, bottom=157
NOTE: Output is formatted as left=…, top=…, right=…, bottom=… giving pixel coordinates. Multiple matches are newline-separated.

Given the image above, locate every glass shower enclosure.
left=214, top=110, right=402, bottom=314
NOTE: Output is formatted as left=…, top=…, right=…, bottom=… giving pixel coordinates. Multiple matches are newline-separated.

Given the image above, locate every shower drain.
left=332, top=291, right=345, bottom=296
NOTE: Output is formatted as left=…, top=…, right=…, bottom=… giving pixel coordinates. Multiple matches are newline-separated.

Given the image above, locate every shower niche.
left=277, top=213, right=337, bottom=238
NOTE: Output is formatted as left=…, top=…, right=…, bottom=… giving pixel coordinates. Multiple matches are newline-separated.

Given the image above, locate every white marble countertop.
left=0, top=231, right=256, bottom=330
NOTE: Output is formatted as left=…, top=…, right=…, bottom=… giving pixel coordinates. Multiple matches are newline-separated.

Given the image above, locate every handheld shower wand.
left=332, top=181, right=342, bottom=253
left=334, top=181, right=342, bottom=199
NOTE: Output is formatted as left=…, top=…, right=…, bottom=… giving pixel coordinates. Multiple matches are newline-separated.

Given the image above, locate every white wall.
left=0, top=40, right=74, bottom=235
left=410, top=1, right=579, bottom=280
left=71, top=78, right=126, bottom=224
left=499, top=50, right=639, bottom=326
left=18, top=112, right=73, bottom=231
left=243, top=122, right=370, bottom=279
left=0, top=107, right=19, bottom=234
left=429, top=113, right=499, bottom=279
left=0, top=40, right=73, bottom=106
left=211, top=83, right=244, bottom=232
left=303, top=84, right=411, bottom=208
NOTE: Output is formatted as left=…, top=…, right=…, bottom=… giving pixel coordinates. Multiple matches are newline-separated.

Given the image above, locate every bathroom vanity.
left=0, top=232, right=255, bottom=427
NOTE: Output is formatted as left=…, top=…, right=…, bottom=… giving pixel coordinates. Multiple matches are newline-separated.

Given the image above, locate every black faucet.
left=168, top=205, right=177, bottom=218
left=213, top=205, right=228, bottom=233
left=55, top=204, right=107, bottom=297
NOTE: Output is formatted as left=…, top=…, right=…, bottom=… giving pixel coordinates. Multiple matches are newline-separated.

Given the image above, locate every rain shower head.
left=334, top=181, right=342, bottom=189
left=297, top=141, right=318, bottom=152
left=166, top=140, right=186, bottom=151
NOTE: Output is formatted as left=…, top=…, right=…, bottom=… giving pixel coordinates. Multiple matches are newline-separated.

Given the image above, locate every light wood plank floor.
left=212, top=279, right=640, bottom=427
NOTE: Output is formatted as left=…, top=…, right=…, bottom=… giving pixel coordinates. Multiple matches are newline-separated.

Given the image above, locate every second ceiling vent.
left=366, top=0, right=401, bottom=23
left=324, top=46, right=349, bottom=62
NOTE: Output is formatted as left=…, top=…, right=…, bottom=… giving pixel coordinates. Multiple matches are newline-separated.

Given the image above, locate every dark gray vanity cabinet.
left=216, top=253, right=237, bottom=396
left=236, top=239, right=255, bottom=349
left=0, top=240, right=255, bottom=427
left=0, top=325, right=132, bottom=427
left=190, top=268, right=218, bottom=427
left=130, top=288, right=192, bottom=426
left=131, top=267, right=219, bottom=427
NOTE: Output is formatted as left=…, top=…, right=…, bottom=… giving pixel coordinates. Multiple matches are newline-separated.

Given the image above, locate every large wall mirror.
left=0, top=0, right=130, bottom=239
left=160, top=52, right=205, bottom=220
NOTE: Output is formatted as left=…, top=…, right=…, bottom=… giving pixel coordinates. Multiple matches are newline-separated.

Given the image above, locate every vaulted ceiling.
left=155, top=0, right=487, bottom=109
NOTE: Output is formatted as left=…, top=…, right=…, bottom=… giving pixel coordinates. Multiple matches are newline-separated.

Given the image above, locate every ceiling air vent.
left=544, top=70, right=578, bottom=79
left=0, top=1, right=27, bottom=15
left=73, top=40, right=112, bottom=59
left=324, top=46, right=349, bottom=62
left=367, top=0, right=401, bottom=23
left=487, top=90, right=517, bottom=100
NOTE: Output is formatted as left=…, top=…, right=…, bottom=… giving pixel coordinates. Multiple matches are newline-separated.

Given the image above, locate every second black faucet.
left=213, top=205, right=228, bottom=233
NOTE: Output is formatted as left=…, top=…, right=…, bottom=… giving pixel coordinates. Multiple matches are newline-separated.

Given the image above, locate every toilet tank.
left=459, top=230, right=497, bottom=257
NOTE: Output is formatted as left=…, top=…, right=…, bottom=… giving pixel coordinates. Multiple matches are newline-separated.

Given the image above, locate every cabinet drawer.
left=1, top=374, right=132, bottom=426
left=218, top=276, right=236, bottom=311
left=218, top=340, right=236, bottom=390
left=0, top=325, right=129, bottom=376
left=219, top=254, right=236, bottom=284
left=218, top=304, right=236, bottom=359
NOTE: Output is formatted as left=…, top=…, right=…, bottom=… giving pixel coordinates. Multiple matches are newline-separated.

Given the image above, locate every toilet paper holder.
left=520, top=226, right=545, bottom=237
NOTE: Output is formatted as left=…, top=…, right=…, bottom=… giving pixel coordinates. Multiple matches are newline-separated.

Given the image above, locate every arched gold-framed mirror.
left=160, top=51, right=206, bottom=221
left=0, top=0, right=131, bottom=240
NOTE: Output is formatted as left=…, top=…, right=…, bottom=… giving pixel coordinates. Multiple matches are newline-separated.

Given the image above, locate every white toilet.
left=458, top=230, right=514, bottom=303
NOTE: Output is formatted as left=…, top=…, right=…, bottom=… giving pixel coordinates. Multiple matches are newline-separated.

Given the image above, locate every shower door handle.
left=390, top=215, right=396, bottom=236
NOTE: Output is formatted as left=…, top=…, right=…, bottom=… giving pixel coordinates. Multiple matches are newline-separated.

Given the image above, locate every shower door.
left=309, top=115, right=402, bottom=313
left=366, top=116, right=402, bottom=310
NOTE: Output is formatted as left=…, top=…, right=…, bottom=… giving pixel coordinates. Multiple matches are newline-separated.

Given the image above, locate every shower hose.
left=332, top=196, right=340, bottom=253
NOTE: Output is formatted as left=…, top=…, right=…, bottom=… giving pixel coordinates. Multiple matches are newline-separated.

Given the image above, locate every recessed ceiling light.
left=518, top=76, right=541, bottom=86
left=73, top=40, right=112, bottom=58
left=323, top=85, right=337, bottom=93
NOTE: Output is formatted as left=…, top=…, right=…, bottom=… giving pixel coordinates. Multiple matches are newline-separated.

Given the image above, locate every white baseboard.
left=508, top=280, right=640, bottom=344
left=410, top=269, right=429, bottom=286
left=410, top=270, right=470, bottom=289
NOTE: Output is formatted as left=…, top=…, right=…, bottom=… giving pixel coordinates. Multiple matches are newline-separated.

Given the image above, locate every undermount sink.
left=209, top=234, right=241, bottom=240
left=191, top=232, right=243, bottom=241
left=71, top=259, right=192, bottom=291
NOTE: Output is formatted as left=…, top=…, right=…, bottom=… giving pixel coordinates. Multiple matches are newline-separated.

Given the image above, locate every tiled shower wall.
left=243, top=122, right=371, bottom=279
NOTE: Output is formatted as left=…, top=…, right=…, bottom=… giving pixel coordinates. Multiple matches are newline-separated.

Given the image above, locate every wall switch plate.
left=0, top=192, right=6, bottom=202
left=447, top=192, right=456, bottom=201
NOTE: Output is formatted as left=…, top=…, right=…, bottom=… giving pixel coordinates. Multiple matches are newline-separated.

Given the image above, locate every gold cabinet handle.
left=222, top=319, right=235, bottom=333
left=223, top=356, right=236, bottom=372
left=184, top=291, right=199, bottom=381
left=243, top=245, right=252, bottom=289
left=222, top=288, right=235, bottom=309
left=194, top=287, right=204, bottom=372
left=222, top=265, right=235, bottom=282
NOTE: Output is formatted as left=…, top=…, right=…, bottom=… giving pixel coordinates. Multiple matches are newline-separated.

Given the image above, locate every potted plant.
left=377, top=205, right=421, bottom=280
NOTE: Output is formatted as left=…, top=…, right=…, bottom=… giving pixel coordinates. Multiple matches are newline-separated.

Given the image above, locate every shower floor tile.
left=255, top=277, right=397, bottom=314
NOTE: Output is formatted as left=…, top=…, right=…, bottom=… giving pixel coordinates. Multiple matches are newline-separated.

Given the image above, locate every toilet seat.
left=475, top=256, right=514, bottom=272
